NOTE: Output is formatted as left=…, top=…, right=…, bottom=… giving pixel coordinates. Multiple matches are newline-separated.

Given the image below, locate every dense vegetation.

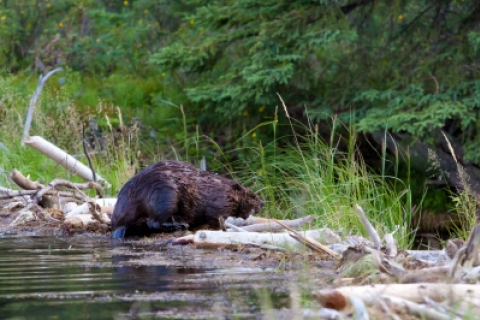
left=1, top=0, right=480, bottom=242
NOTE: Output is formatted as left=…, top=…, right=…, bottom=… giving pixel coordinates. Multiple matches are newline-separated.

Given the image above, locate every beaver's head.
left=233, top=183, right=263, bottom=218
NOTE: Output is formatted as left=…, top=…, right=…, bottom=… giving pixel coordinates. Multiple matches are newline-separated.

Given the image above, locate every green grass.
left=232, top=116, right=418, bottom=249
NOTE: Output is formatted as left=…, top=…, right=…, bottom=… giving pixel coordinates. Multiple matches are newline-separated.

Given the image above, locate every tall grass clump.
left=440, top=132, right=479, bottom=240
left=229, top=103, right=418, bottom=249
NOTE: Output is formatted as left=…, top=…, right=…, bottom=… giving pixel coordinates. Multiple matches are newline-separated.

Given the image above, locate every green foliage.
left=151, top=0, right=356, bottom=121
left=0, top=0, right=190, bottom=75
left=151, top=0, right=480, bottom=164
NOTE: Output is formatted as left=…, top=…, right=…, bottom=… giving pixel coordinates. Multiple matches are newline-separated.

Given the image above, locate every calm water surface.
left=0, top=236, right=289, bottom=319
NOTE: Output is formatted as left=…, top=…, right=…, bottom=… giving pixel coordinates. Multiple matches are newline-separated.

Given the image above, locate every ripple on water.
left=0, top=236, right=290, bottom=319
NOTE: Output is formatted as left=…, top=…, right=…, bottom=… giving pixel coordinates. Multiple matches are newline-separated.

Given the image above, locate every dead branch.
left=355, top=204, right=381, bottom=250
left=10, top=169, right=44, bottom=190
left=0, top=186, right=77, bottom=200
left=274, top=219, right=342, bottom=259
left=22, top=67, right=63, bottom=145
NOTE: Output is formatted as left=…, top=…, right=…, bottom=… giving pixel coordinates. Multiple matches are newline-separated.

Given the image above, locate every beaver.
left=111, top=160, right=263, bottom=238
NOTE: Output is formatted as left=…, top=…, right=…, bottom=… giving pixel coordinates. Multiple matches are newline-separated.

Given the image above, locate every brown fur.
left=111, top=160, right=263, bottom=238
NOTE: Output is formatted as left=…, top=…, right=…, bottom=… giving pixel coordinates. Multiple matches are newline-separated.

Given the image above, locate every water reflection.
left=0, top=236, right=286, bottom=319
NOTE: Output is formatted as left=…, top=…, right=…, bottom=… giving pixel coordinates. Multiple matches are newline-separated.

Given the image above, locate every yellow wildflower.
left=251, top=132, right=256, bottom=138
left=398, top=14, right=404, bottom=20
left=189, top=19, right=195, bottom=25
left=124, top=0, right=128, bottom=5
left=58, top=22, right=63, bottom=28
left=242, top=110, right=248, bottom=116
left=258, top=106, right=265, bottom=112
left=1, top=16, right=6, bottom=20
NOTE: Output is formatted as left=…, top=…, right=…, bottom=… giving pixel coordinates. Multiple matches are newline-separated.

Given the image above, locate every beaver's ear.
left=232, top=183, right=242, bottom=190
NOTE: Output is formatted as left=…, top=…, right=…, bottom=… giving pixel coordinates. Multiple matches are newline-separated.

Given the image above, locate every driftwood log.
left=192, top=229, right=339, bottom=249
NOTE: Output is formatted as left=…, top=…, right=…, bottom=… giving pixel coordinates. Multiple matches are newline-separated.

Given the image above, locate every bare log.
left=193, top=229, right=334, bottom=249
left=23, top=136, right=110, bottom=187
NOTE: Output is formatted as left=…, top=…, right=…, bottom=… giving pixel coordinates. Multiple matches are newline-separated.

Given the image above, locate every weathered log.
left=193, top=229, right=336, bottom=249
left=23, top=136, right=110, bottom=187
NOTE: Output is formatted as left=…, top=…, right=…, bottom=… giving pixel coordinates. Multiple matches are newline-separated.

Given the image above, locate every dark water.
left=0, top=236, right=289, bottom=320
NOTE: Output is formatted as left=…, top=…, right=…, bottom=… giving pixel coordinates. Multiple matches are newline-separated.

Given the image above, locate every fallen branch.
left=22, top=67, right=63, bottom=145
left=10, top=169, right=43, bottom=190
left=274, top=219, right=342, bottom=260
left=23, top=136, right=110, bottom=187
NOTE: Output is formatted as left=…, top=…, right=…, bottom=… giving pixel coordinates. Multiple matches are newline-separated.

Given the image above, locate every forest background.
left=1, top=0, right=480, bottom=244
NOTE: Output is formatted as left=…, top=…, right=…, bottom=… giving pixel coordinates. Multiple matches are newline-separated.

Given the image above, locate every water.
left=0, top=236, right=290, bottom=319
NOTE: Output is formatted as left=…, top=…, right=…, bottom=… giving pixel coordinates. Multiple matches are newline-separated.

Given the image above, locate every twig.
left=22, top=68, right=63, bottom=145
left=82, top=122, right=97, bottom=183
